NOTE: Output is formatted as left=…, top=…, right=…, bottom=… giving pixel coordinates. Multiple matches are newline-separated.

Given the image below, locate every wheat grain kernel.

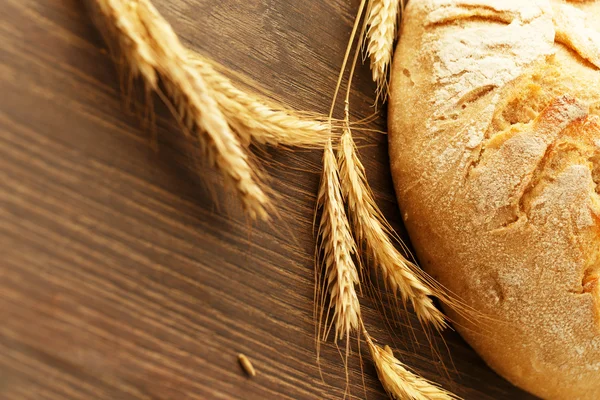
left=238, top=353, right=256, bottom=377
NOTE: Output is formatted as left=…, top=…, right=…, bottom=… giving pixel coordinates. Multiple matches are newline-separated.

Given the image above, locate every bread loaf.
left=388, top=1, right=600, bottom=399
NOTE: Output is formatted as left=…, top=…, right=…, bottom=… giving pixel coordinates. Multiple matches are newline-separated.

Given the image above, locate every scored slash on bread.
left=388, top=0, right=599, bottom=399
left=467, top=95, right=589, bottom=229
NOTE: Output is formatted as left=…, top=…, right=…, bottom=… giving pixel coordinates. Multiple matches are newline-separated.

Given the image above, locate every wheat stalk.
left=364, top=328, right=459, bottom=400
left=338, top=121, right=446, bottom=330
left=316, top=0, right=452, bottom=396
left=339, top=0, right=445, bottom=330
left=366, top=0, right=401, bottom=100
left=90, top=0, right=460, bottom=397
left=186, top=51, right=332, bottom=148
left=86, top=0, right=271, bottom=220
left=316, top=138, right=362, bottom=343
left=314, top=0, right=368, bottom=348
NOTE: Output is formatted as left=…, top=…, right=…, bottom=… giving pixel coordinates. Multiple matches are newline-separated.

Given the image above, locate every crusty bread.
left=388, top=1, right=600, bottom=399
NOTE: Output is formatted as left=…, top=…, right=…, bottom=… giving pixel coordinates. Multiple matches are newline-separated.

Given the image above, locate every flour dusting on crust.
left=428, top=1, right=554, bottom=125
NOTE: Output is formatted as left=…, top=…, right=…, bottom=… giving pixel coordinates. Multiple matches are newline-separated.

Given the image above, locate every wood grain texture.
left=0, top=0, right=536, bottom=399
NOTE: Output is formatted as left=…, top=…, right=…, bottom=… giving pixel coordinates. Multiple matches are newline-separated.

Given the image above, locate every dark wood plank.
left=0, top=0, right=536, bottom=399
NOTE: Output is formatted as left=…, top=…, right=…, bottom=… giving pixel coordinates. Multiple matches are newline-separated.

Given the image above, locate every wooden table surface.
left=0, top=1, right=537, bottom=399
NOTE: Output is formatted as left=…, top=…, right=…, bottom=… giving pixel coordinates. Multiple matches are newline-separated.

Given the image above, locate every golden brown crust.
left=388, top=1, right=600, bottom=399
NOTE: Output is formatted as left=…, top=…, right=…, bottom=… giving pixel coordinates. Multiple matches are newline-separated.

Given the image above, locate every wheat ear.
left=317, top=138, right=362, bottom=343
left=186, top=51, right=332, bottom=148
left=363, top=328, right=459, bottom=400
left=338, top=122, right=446, bottom=330
left=86, top=0, right=270, bottom=220
left=365, top=0, right=400, bottom=100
